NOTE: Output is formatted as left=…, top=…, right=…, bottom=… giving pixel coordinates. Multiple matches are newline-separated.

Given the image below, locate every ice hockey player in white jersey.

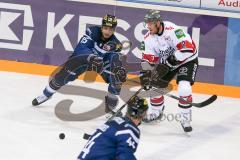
left=77, top=96, right=148, bottom=160
left=140, top=10, right=198, bottom=133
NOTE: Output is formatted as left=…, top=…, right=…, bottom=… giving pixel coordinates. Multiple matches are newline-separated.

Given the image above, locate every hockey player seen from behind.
left=140, top=10, right=198, bottom=133
left=32, top=14, right=126, bottom=114
left=77, top=96, right=148, bottom=160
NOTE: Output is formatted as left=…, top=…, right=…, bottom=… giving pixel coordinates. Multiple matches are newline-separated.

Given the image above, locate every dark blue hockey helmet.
left=127, top=96, right=148, bottom=119
left=102, top=14, right=117, bottom=28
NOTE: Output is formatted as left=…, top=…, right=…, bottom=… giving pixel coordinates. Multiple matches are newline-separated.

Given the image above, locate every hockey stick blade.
left=165, top=94, right=217, bottom=108
left=126, top=78, right=217, bottom=108
left=192, top=94, right=217, bottom=108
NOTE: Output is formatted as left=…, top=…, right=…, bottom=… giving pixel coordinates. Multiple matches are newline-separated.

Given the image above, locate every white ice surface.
left=0, top=71, right=240, bottom=160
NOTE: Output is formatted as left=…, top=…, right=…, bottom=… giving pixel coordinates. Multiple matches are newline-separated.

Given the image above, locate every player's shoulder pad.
left=123, top=122, right=140, bottom=135
left=85, top=26, right=101, bottom=42
left=113, top=117, right=140, bottom=135
left=112, top=117, right=125, bottom=125
left=164, top=21, right=187, bottom=39
left=105, top=117, right=124, bottom=128
left=109, top=117, right=126, bottom=128
left=97, top=123, right=110, bottom=132
left=105, top=117, right=125, bottom=133
left=163, top=21, right=178, bottom=32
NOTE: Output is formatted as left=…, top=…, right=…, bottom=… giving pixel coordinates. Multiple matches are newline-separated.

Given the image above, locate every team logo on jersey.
left=178, top=67, right=188, bottom=76
left=175, top=29, right=186, bottom=39
left=159, top=47, right=175, bottom=57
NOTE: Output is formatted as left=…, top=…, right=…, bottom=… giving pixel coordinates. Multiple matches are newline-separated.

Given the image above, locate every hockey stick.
left=154, top=89, right=217, bottom=108
left=127, top=78, right=217, bottom=108
left=83, top=65, right=168, bottom=140
left=83, top=87, right=144, bottom=140
left=108, top=87, right=143, bottom=121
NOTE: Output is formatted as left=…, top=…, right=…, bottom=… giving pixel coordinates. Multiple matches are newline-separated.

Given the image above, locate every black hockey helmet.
left=102, top=14, right=118, bottom=28
left=127, top=96, right=148, bottom=119
left=144, top=10, right=162, bottom=24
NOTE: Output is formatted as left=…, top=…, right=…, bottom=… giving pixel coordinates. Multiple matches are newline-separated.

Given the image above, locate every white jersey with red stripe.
left=142, top=21, right=198, bottom=67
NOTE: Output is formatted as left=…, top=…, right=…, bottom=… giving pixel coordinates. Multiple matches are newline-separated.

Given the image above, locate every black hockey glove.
left=113, top=66, right=127, bottom=83
left=165, top=55, right=182, bottom=68
left=87, top=54, right=104, bottom=73
left=140, top=70, right=152, bottom=91
left=150, top=64, right=169, bottom=89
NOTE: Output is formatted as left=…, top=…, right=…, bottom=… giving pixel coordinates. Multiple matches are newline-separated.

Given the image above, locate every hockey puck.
left=59, top=133, right=65, bottom=140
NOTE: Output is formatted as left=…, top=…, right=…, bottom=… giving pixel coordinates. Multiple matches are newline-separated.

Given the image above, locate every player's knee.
left=51, top=56, right=89, bottom=89
left=178, top=80, right=192, bottom=97
left=150, top=95, right=164, bottom=108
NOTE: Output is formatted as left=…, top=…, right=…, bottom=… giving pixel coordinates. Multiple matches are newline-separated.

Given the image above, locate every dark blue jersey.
left=78, top=117, right=140, bottom=160
left=74, top=26, right=122, bottom=57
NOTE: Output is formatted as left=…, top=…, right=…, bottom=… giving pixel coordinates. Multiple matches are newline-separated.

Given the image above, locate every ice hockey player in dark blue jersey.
left=77, top=96, right=148, bottom=160
left=32, top=14, right=126, bottom=113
